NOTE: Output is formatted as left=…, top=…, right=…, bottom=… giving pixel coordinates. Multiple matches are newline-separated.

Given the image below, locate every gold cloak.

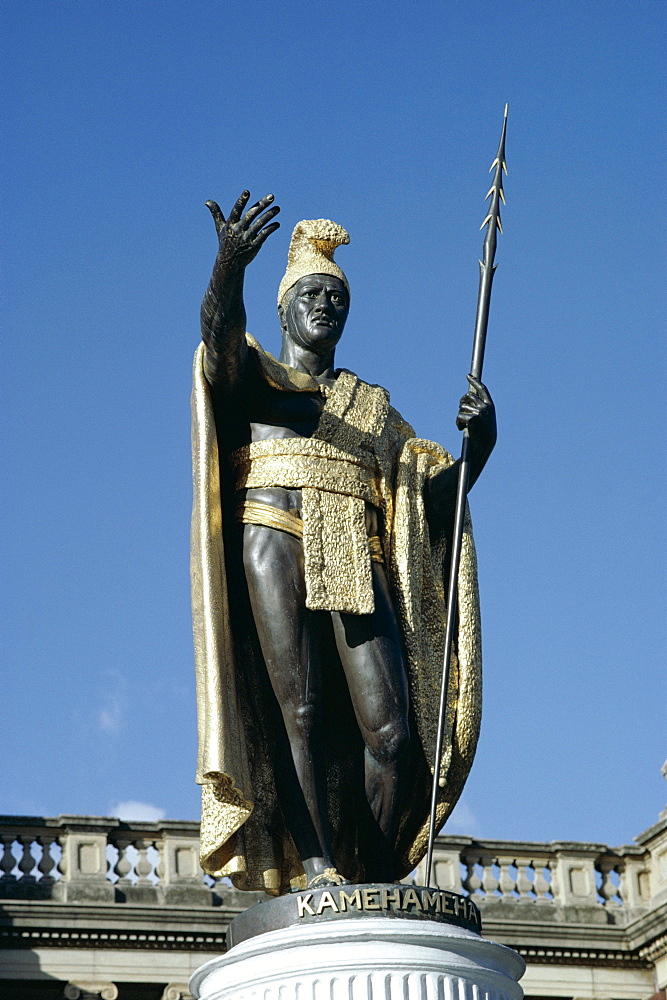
left=191, top=338, right=482, bottom=894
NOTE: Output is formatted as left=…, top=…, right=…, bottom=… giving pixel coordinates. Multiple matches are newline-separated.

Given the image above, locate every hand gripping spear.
left=424, top=105, right=508, bottom=887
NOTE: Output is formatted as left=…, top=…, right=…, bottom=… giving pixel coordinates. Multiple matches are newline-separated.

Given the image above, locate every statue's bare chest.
left=248, top=385, right=327, bottom=441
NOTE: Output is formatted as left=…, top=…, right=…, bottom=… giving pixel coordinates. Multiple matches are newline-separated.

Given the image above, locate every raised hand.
left=201, top=191, right=280, bottom=390
left=206, top=191, right=280, bottom=274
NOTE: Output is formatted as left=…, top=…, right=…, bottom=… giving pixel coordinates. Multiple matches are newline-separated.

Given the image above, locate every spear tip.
left=504, top=102, right=509, bottom=118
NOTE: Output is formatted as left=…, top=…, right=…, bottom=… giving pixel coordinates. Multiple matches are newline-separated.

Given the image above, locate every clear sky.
left=2, top=0, right=665, bottom=848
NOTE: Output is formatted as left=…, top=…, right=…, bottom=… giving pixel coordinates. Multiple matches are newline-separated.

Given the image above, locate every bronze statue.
left=191, top=192, right=496, bottom=895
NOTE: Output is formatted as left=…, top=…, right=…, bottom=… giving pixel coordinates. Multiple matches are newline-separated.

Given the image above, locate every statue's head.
left=279, top=273, right=349, bottom=353
left=278, top=220, right=350, bottom=354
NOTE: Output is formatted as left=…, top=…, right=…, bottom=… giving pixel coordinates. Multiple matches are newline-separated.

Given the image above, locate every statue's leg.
left=242, top=523, right=336, bottom=884
left=331, top=563, right=410, bottom=874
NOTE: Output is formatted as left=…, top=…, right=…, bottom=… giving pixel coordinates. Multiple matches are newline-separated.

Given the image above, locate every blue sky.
left=2, top=0, right=665, bottom=846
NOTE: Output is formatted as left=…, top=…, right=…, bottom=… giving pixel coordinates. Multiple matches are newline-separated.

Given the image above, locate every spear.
left=424, top=105, right=508, bottom=887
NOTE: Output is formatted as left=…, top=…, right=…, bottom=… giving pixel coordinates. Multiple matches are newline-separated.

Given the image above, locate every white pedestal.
left=190, top=917, right=525, bottom=1000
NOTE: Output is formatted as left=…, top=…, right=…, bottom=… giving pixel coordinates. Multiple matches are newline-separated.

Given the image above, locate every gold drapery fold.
left=190, top=345, right=254, bottom=877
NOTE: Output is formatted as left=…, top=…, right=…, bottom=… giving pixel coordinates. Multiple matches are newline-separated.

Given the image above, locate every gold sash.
left=236, top=498, right=384, bottom=563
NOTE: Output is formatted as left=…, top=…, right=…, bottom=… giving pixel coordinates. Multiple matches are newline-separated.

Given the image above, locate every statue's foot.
left=307, top=867, right=351, bottom=889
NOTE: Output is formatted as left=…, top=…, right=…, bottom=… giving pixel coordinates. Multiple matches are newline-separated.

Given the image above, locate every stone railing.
left=0, top=814, right=234, bottom=906
left=0, top=814, right=661, bottom=920
left=413, top=835, right=653, bottom=921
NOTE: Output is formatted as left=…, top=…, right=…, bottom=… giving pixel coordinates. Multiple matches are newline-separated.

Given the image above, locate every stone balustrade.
left=413, top=835, right=653, bottom=920
left=0, top=814, right=658, bottom=920
left=0, top=815, right=231, bottom=906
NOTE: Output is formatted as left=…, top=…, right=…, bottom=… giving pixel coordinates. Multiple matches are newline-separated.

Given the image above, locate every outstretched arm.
left=201, top=190, right=280, bottom=391
left=425, top=376, right=497, bottom=537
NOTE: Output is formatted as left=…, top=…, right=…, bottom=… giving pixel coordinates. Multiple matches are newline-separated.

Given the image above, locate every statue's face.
left=281, top=274, right=349, bottom=354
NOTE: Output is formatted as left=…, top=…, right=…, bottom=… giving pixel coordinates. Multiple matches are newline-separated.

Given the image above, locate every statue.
left=191, top=191, right=496, bottom=895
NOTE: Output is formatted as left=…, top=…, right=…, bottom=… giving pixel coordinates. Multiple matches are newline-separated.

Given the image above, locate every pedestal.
left=190, top=886, right=524, bottom=1000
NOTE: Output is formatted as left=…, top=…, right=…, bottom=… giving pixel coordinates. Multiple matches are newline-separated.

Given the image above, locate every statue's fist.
left=456, top=375, right=497, bottom=451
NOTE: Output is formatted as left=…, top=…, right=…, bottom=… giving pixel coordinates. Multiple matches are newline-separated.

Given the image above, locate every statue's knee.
left=365, top=718, right=410, bottom=765
left=288, top=702, right=318, bottom=741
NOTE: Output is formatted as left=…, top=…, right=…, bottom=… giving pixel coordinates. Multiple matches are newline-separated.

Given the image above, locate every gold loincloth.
left=236, top=498, right=384, bottom=564
left=230, top=434, right=385, bottom=615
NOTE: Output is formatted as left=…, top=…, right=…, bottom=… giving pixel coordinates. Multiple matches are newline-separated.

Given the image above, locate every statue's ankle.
left=307, top=866, right=351, bottom=889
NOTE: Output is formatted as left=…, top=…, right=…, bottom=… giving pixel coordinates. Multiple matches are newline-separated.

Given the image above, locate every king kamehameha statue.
left=190, top=192, right=496, bottom=897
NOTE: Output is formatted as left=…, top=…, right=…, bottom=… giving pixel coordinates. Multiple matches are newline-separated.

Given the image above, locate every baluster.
left=57, top=834, right=68, bottom=881
left=154, top=841, right=164, bottom=885
left=17, top=835, right=36, bottom=884
left=480, top=856, right=499, bottom=898
left=134, top=839, right=154, bottom=885
left=598, top=857, right=621, bottom=906
left=37, top=835, right=58, bottom=885
left=113, top=837, right=134, bottom=884
left=613, top=859, right=627, bottom=906
left=498, top=859, right=516, bottom=899
left=533, top=863, right=551, bottom=902
left=0, top=835, right=17, bottom=884
left=462, top=855, right=483, bottom=898
left=515, top=860, right=534, bottom=901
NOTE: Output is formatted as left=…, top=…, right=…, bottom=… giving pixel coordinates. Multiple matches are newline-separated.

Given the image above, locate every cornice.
left=512, top=943, right=651, bottom=968
left=0, top=925, right=226, bottom=952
